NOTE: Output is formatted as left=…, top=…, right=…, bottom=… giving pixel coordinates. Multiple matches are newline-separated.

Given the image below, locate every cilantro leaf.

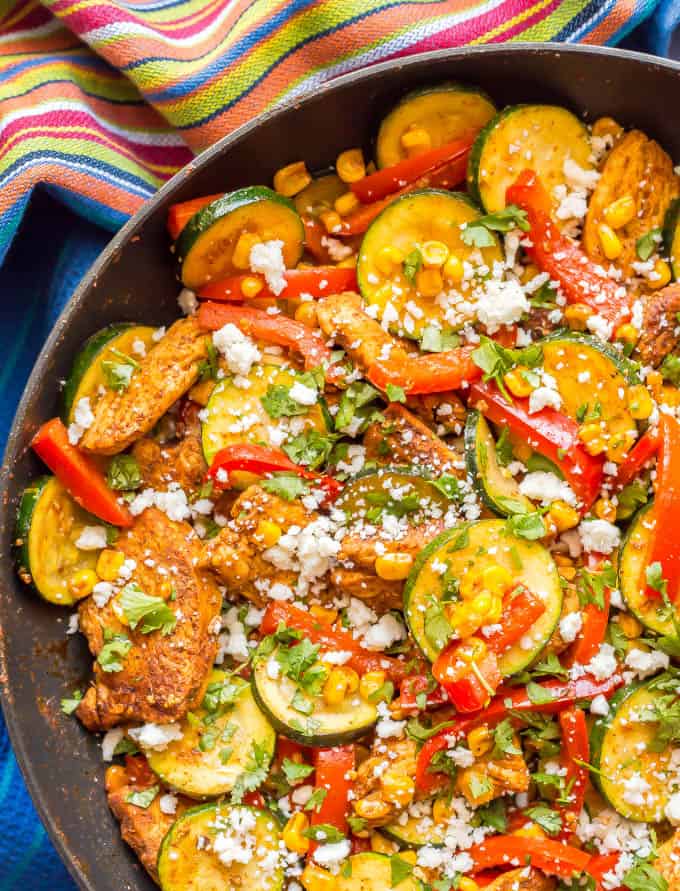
left=282, top=430, right=336, bottom=470
left=420, top=326, right=461, bottom=353
left=526, top=681, right=555, bottom=705
left=390, top=855, right=414, bottom=888
left=660, top=353, right=680, bottom=387
left=60, top=690, right=83, bottom=715
left=386, top=383, right=407, bottom=404
left=118, top=582, right=177, bottom=635
left=102, top=349, right=139, bottom=392
left=623, top=860, right=668, bottom=891
left=475, top=798, right=507, bottom=832
left=636, top=228, right=662, bottom=262
left=347, top=815, right=367, bottom=834
left=303, top=824, right=346, bottom=843
left=646, top=562, right=668, bottom=597
left=493, top=718, right=521, bottom=757
left=282, top=758, right=314, bottom=785
left=525, top=804, right=562, bottom=836
left=106, top=455, right=143, bottom=491
left=261, top=384, right=313, bottom=419
left=231, top=740, right=270, bottom=803
left=506, top=512, right=546, bottom=541
left=461, top=205, right=529, bottom=248
left=304, top=788, right=328, bottom=812
left=402, top=248, right=423, bottom=285
left=261, top=473, right=310, bottom=501
left=197, top=338, right=219, bottom=382
left=335, top=381, right=381, bottom=433
left=97, top=630, right=132, bottom=673
left=126, top=785, right=159, bottom=809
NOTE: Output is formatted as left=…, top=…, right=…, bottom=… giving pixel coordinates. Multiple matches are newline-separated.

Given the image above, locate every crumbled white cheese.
left=321, top=236, right=353, bottom=262
left=66, top=612, right=79, bottom=635
left=519, top=471, right=576, bottom=506
left=529, top=385, right=562, bottom=414
left=212, top=323, right=261, bottom=376
left=579, top=643, right=618, bottom=681
left=68, top=396, right=95, bottom=444
left=665, top=792, right=680, bottom=826
left=362, top=613, right=407, bottom=652
left=249, top=240, right=287, bottom=295
left=587, top=314, right=613, bottom=342
left=177, top=287, right=198, bottom=315
left=559, top=611, right=583, bottom=643
left=213, top=806, right=258, bottom=866
left=128, top=722, right=183, bottom=751
left=159, top=793, right=178, bottom=815
left=291, top=784, right=314, bottom=807
left=92, top=581, right=115, bottom=608
left=579, top=519, right=621, bottom=554
left=563, top=158, right=600, bottom=191
left=75, top=525, right=108, bottom=550
left=375, top=701, right=406, bottom=739
left=289, top=381, right=318, bottom=406
left=128, top=483, right=191, bottom=522
left=624, top=647, right=669, bottom=680
left=215, top=606, right=250, bottom=663
left=622, top=774, right=652, bottom=807
left=447, top=747, right=475, bottom=768
left=131, top=338, right=147, bottom=358
left=475, top=279, right=529, bottom=334
left=590, top=694, right=610, bottom=717
left=101, top=727, right=124, bottom=762
left=313, top=840, right=352, bottom=867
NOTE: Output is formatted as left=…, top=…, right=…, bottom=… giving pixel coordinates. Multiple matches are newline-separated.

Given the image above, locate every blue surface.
left=1, top=22, right=679, bottom=891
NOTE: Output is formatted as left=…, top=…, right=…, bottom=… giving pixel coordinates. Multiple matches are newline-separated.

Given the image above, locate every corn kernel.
left=594, top=497, right=617, bottom=523
left=592, top=117, right=623, bottom=142
left=370, top=833, right=398, bottom=854
left=232, top=231, right=261, bottom=269
left=375, top=552, right=414, bottom=580
left=382, top=770, right=415, bottom=808
left=558, top=565, right=577, bottom=582
left=503, top=366, right=534, bottom=398
left=603, top=195, right=636, bottom=230
left=548, top=500, right=580, bottom=534
left=458, top=768, right=495, bottom=805
left=627, top=385, right=654, bottom=420
left=513, top=823, right=547, bottom=840
left=553, top=554, right=574, bottom=567
left=68, top=569, right=98, bottom=600
left=398, top=850, right=418, bottom=865
left=579, top=422, right=606, bottom=456
left=294, top=302, right=318, bottom=328
left=241, top=275, right=264, bottom=298
left=416, top=267, right=443, bottom=298
left=615, top=323, right=639, bottom=347
left=375, top=245, right=404, bottom=276
left=354, top=796, right=391, bottom=821
left=470, top=591, right=493, bottom=617
left=487, top=594, right=504, bottom=624
left=443, top=254, right=464, bottom=285
left=646, top=370, right=663, bottom=398
left=401, top=126, right=432, bottom=155
left=301, top=863, right=337, bottom=891
left=597, top=223, right=623, bottom=261
left=459, top=879, right=480, bottom=891
left=319, top=210, right=343, bottom=234
left=337, top=254, right=357, bottom=269
left=607, top=430, right=637, bottom=464
left=255, top=519, right=282, bottom=548
left=96, top=549, right=125, bottom=582
left=323, top=666, right=359, bottom=706
left=282, top=812, right=310, bottom=855
left=421, top=240, right=450, bottom=268
left=649, top=259, right=672, bottom=290
left=274, top=161, right=312, bottom=197
left=310, top=604, right=338, bottom=625
left=334, top=191, right=360, bottom=217
left=467, top=725, right=493, bottom=758
left=481, top=564, right=513, bottom=595
left=105, top=764, right=128, bottom=793
left=359, top=671, right=387, bottom=702
left=618, top=613, right=642, bottom=639
left=445, top=602, right=484, bottom=639
left=432, top=798, right=451, bottom=825
left=336, top=148, right=365, bottom=184
left=564, top=303, right=593, bottom=331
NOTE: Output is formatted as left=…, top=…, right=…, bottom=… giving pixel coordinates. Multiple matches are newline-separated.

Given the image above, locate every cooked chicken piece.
left=77, top=507, right=221, bottom=730
left=456, top=732, right=530, bottom=807
left=406, top=392, right=467, bottom=435
left=656, top=829, right=680, bottom=886
left=584, top=130, right=679, bottom=277
left=352, top=738, right=417, bottom=828
left=364, top=403, right=465, bottom=474
left=316, top=291, right=397, bottom=372
left=485, top=869, right=556, bottom=891
left=132, top=435, right=207, bottom=495
left=542, top=583, right=581, bottom=657
left=637, top=283, right=680, bottom=366
left=106, top=763, right=188, bottom=882
left=200, top=485, right=327, bottom=604
left=81, top=317, right=209, bottom=455
left=332, top=519, right=444, bottom=610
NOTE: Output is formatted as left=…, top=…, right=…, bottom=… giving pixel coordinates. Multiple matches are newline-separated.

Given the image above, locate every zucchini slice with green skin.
left=464, top=410, right=532, bottom=517
left=336, top=466, right=453, bottom=525
left=14, top=476, right=100, bottom=606
left=664, top=197, right=680, bottom=280
left=144, top=674, right=275, bottom=799
left=201, top=360, right=330, bottom=468
left=336, top=853, right=423, bottom=891
left=294, top=173, right=345, bottom=218
left=404, top=519, right=562, bottom=673
left=62, top=323, right=156, bottom=423
left=619, top=501, right=679, bottom=636
left=591, top=675, right=680, bottom=822
left=357, top=189, right=502, bottom=338
left=176, top=186, right=304, bottom=290
left=467, top=105, right=595, bottom=213
left=157, top=803, right=283, bottom=891
left=251, top=645, right=377, bottom=746
left=376, top=83, right=496, bottom=168
left=381, top=803, right=446, bottom=849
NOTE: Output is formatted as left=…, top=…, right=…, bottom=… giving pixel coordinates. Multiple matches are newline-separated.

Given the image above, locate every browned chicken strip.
left=637, top=283, right=680, bottom=366
left=364, top=403, right=465, bottom=474
left=81, top=316, right=209, bottom=455
left=77, top=507, right=221, bottom=730
left=316, top=291, right=396, bottom=372
left=486, top=869, right=556, bottom=891
left=132, top=435, right=207, bottom=495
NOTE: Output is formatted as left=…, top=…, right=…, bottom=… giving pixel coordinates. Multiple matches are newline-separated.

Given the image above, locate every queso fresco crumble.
left=16, top=83, right=680, bottom=890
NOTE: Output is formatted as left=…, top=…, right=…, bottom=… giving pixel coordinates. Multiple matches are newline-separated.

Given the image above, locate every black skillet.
left=1, top=42, right=679, bottom=891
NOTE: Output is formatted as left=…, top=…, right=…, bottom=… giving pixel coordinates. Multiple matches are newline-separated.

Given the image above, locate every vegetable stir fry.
left=15, top=82, right=680, bottom=891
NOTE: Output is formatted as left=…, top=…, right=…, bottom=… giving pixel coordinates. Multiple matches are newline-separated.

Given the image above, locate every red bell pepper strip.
left=242, top=791, right=266, bottom=809
left=302, top=216, right=332, bottom=263
left=645, top=414, right=680, bottom=601
left=468, top=835, right=590, bottom=879
left=308, top=746, right=355, bottom=857
left=198, top=301, right=334, bottom=373
left=433, top=640, right=502, bottom=713
left=556, top=708, right=589, bottom=840
left=589, top=853, right=623, bottom=890
left=206, top=444, right=343, bottom=501
left=351, top=137, right=473, bottom=203
left=469, top=380, right=604, bottom=510
left=198, top=267, right=358, bottom=303
left=391, top=675, right=449, bottom=715
left=260, top=601, right=408, bottom=682
left=506, top=171, right=630, bottom=332
left=31, top=418, right=133, bottom=527
left=566, top=553, right=611, bottom=668
left=415, top=672, right=624, bottom=795
left=613, top=427, right=660, bottom=491
left=487, top=587, right=546, bottom=654
left=368, top=345, right=481, bottom=396
left=167, top=192, right=223, bottom=241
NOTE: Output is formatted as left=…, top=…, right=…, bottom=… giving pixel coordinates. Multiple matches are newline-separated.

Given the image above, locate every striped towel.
left=0, top=1, right=673, bottom=889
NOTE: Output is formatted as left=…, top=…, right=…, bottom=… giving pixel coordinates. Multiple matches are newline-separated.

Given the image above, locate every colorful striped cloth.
left=0, top=1, right=675, bottom=889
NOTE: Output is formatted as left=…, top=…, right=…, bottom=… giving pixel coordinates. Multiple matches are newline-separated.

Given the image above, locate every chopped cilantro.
left=420, top=326, right=461, bottom=353
left=386, top=383, right=407, bottom=404
left=623, top=860, right=668, bottom=891
left=197, top=338, right=219, bottom=382
left=492, top=718, right=521, bottom=757
left=282, top=758, right=314, bottom=785
left=335, top=381, right=381, bottom=433
left=302, top=824, right=346, bottom=844
left=525, top=804, right=562, bottom=836
left=390, top=855, right=414, bottom=887
left=126, top=785, right=158, bottom=809
left=261, top=384, right=313, bottom=418
left=636, top=228, right=662, bottom=262
left=660, top=353, right=680, bottom=387
left=261, top=473, right=310, bottom=501
left=97, top=630, right=132, bottom=673
left=231, top=740, right=270, bottom=803
left=118, top=583, right=177, bottom=635
left=304, top=788, right=328, bottom=812
left=506, top=512, right=546, bottom=541
left=475, top=798, right=507, bottom=832
left=461, top=205, right=529, bottom=248
left=526, top=681, right=555, bottom=705
left=282, top=430, right=336, bottom=470
left=403, top=248, right=423, bottom=285
left=60, top=690, right=83, bottom=715
left=106, top=454, right=142, bottom=491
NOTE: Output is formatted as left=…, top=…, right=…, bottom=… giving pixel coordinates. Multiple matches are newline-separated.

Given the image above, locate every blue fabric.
left=1, top=23, right=678, bottom=891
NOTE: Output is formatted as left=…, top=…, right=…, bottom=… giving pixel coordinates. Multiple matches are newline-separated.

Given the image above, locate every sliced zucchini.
left=62, top=323, right=156, bottom=422
left=357, top=189, right=502, bottom=337
left=591, top=676, right=680, bottom=822
left=404, top=519, right=562, bottom=673
left=376, top=83, right=496, bottom=168
left=464, top=410, right=532, bottom=517
left=251, top=645, right=377, bottom=746
left=336, top=466, right=452, bottom=526
left=176, top=186, right=304, bottom=290
left=157, top=803, right=283, bottom=891
left=664, top=197, right=680, bottom=280
left=619, top=502, right=679, bottom=636
left=468, top=105, right=595, bottom=213
left=337, top=853, right=422, bottom=891
left=14, top=476, right=101, bottom=606
left=201, top=360, right=329, bottom=466
left=381, top=801, right=445, bottom=849
left=144, top=674, right=275, bottom=799
left=294, top=173, right=345, bottom=218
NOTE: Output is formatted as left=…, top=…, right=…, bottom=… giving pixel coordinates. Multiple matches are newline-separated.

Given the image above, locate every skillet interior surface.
left=1, top=43, right=679, bottom=891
